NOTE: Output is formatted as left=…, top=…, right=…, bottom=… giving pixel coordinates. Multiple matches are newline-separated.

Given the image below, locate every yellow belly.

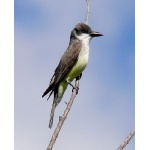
left=57, top=61, right=85, bottom=100
left=57, top=40, right=90, bottom=101
left=65, top=54, right=88, bottom=82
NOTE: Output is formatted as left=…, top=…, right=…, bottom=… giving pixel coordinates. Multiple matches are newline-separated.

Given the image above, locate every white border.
left=0, top=0, right=14, bottom=149
left=136, top=0, right=150, bottom=150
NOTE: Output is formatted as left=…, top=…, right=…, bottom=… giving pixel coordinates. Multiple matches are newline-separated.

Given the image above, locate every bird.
left=42, top=23, right=103, bottom=128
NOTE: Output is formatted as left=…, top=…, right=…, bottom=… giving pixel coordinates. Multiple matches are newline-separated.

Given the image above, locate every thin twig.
left=46, top=1, right=90, bottom=149
left=46, top=79, right=80, bottom=150
left=117, top=129, right=135, bottom=150
left=85, top=0, right=90, bottom=25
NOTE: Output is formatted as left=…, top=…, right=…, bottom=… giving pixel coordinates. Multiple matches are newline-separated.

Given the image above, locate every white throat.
left=78, top=34, right=91, bottom=65
left=76, top=33, right=91, bottom=42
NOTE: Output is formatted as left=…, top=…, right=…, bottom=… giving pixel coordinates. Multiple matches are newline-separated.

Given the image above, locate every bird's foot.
left=76, top=73, right=82, bottom=80
left=66, top=80, right=79, bottom=94
left=72, top=85, right=79, bottom=94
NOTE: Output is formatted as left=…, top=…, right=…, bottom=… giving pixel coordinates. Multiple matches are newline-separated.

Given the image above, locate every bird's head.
left=70, top=23, right=103, bottom=42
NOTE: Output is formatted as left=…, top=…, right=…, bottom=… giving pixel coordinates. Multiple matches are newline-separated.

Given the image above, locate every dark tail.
left=42, top=84, right=54, bottom=100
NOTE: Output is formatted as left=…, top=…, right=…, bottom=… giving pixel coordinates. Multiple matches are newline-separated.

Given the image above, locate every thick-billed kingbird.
left=42, top=23, right=103, bottom=128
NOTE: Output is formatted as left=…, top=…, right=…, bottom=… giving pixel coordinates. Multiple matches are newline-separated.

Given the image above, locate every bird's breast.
left=65, top=40, right=90, bottom=82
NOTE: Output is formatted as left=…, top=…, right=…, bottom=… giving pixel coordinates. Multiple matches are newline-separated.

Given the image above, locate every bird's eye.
left=82, top=30, right=88, bottom=34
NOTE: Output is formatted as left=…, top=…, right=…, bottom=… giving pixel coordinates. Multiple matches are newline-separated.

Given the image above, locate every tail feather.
left=42, top=83, right=55, bottom=98
left=49, top=102, right=56, bottom=128
left=46, top=82, right=67, bottom=128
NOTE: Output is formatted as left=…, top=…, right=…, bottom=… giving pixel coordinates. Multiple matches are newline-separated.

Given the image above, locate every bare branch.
left=46, top=79, right=80, bottom=150
left=117, top=129, right=135, bottom=150
left=46, top=1, right=91, bottom=149
left=85, top=0, right=90, bottom=25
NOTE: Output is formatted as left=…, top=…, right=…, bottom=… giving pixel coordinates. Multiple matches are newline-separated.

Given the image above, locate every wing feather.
left=42, top=41, right=81, bottom=98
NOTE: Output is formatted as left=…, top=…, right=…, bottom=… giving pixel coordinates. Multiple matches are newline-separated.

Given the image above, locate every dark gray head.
left=70, top=23, right=103, bottom=41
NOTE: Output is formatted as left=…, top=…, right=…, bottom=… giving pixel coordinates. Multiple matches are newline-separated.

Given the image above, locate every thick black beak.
left=90, top=31, right=103, bottom=37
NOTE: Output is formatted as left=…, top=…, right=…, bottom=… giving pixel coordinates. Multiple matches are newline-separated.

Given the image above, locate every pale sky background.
left=15, top=0, right=135, bottom=150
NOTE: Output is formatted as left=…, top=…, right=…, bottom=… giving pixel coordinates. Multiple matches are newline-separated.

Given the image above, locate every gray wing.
left=42, top=41, right=82, bottom=98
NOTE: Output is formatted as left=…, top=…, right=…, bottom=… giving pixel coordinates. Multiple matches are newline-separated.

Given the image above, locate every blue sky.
left=15, top=0, right=134, bottom=149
